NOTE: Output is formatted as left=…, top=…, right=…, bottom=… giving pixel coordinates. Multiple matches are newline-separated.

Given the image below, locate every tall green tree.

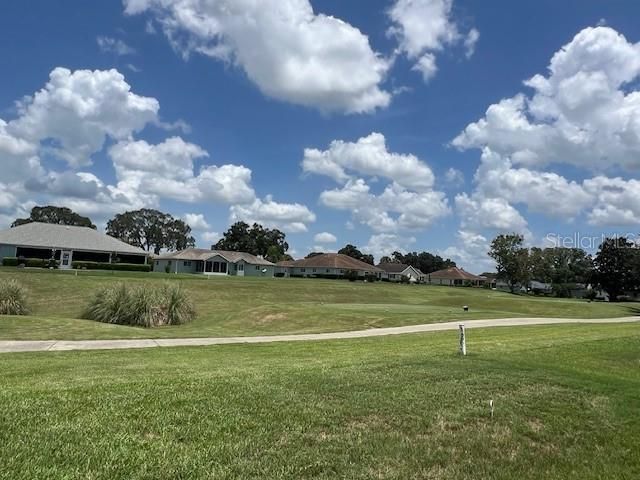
left=106, top=209, right=195, bottom=255
left=338, top=244, right=374, bottom=265
left=12, top=206, right=95, bottom=229
left=391, top=251, right=456, bottom=274
left=593, top=237, right=637, bottom=301
left=529, top=247, right=554, bottom=283
left=488, top=234, right=530, bottom=293
left=214, top=222, right=289, bottom=262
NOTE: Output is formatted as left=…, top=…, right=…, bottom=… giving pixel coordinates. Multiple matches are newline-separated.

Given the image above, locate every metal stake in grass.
left=489, top=399, right=494, bottom=419
left=459, top=323, right=466, bottom=356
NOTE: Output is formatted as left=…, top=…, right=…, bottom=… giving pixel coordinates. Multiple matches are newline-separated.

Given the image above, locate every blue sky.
left=1, top=0, right=640, bottom=271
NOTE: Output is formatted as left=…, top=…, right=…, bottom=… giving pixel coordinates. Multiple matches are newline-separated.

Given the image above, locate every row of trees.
left=12, top=206, right=96, bottom=229
left=379, top=251, right=456, bottom=274
left=306, top=245, right=457, bottom=274
left=13, top=207, right=294, bottom=262
left=489, top=233, right=640, bottom=301
left=13, top=206, right=195, bottom=255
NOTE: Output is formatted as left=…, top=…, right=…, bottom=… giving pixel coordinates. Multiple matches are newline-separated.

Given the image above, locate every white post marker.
left=489, top=399, right=494, bottom=419
left=459, top=323, right=466, bottom=356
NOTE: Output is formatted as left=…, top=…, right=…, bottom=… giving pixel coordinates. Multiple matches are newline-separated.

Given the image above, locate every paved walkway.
left=1, top=316, right=638, bottom=354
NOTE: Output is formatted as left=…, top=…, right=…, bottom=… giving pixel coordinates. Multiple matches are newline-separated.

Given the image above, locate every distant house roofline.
left=283, top=253, right=382, bottom=272
left=155, top=247, right=275, bottom=266
left=0, top=222, right=147, bottom=255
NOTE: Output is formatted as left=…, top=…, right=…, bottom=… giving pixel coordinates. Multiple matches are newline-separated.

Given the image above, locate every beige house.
left=276, top=253, right=382, bottom=279
left=426, top=267, right=486, bottom=286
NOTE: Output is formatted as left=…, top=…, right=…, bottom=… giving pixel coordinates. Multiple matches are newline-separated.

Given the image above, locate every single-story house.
left=426, top=266, right=486, bottom=286
left=529, top=280, right=553, bottom=294
left=377, top=263, right=424, bottom=283
left=276, top=253, right=383, bottom=279
left=0, top=222, right=148, bottom=268
left=153, top=248, right=275, bottom=276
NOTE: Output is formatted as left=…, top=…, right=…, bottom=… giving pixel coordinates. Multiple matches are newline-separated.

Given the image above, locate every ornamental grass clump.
left=83, top=283, right=195, bottom=327
left=0, top=279, right=29, bottom=315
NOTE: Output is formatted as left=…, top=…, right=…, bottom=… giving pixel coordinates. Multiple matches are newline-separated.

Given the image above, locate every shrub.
left=344, top=270, right=359, bottom=282
left=0, top=279, right=29, bottom=315
left=2, top=257, right=60, bottom=268
left=585, top=288, right=598, bottom=301
left=552, top=283, right=575, bottom=298
left=2, top=257, right=19, bottom=267
left=83, top=283, right=196, bottom=327
left=71, top=261, right=151, bottom=272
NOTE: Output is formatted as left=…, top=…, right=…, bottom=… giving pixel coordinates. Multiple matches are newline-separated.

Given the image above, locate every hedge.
left=71, top=261, right=152, bottom=272
left=2, top=257, right=59, bottom=268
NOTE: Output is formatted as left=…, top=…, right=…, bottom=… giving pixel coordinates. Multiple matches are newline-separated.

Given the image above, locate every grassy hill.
left=1, top=323, right=639, bottom=479
left=0, top=268, right=638, bottom=340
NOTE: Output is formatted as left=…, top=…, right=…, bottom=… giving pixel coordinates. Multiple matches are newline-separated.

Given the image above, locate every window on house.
left=155, top=260, right=159, bottom=266
left=312, top=268, right=316, bottom=272
left=238, top=263, right=244, bottom=271
left=326, top=269, right=330, bottom=273
left=256, top=265, right=260, bottom=270
left=183, top=261, right=191, bottom=267
left=213, top=261, right=220, bottom=273
left=167, top=261, right=172, bottom=267
left=340, top=270, right=344, bottom=274
left=221, top=262, right=227, bottom=274
left=301, top=268, right=306, bottom=272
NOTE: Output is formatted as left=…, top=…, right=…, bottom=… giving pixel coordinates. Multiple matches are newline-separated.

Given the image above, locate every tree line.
left=489, top=233, right=640, bottom=301
left=12, top=206, right=292, bottom=261
left=305, top=245, right=456, bottom=273
left=13, top=206, right=195, bottom=255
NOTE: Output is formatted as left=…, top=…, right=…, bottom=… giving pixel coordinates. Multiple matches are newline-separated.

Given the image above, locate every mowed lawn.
left=0, top=268, right=638, bottom=340
left=1, top=323, right=638, bottom=479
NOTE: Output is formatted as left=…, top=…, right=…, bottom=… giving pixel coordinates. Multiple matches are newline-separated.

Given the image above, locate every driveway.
left=1, top=316, right=638, bottom=353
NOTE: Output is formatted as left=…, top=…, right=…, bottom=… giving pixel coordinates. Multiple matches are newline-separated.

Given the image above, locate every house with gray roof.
left=376, top=263, right=424, bottom=283
left=153, top=248, right=275, bottom=277
left=0, top=222, right=148, bottom=269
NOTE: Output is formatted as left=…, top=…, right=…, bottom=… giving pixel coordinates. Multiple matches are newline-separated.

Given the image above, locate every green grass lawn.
left=0, top=267, right=638, bottom=340
left=1, top=323, right=639, bottom=479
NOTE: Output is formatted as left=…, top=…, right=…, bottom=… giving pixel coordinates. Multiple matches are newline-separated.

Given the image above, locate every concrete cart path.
left=1, top=316, right=638, bottom=353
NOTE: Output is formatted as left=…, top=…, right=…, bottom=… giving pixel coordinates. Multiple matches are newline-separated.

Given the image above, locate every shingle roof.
left=156, top=248, right=275, bottom=266
left=287, top=253, right=382, bottom=272
left=276, top=260, right=296, bottom=267
left=0, top=222, right=147, bottom=255
left=376, top=262, right=423, bottom=274
left=428, top=266, right=484, bottom=281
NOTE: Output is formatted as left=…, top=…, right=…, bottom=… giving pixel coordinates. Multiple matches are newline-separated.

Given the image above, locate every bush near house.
left=82, top=283, right=196, bottom=327
left=0, top=279, right=29, bottom=315
left=2, top=257, right=59, bottom=268
left=71, top=261, right=151, bottom=272
left=344, top=270, right=359, bottom=282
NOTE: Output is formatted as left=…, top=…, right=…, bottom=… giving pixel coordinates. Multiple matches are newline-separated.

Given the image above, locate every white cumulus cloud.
left=388, top=0, right=478, bottom=83
left=97, top=36, right=136, bottom=56
left=124, top=0, right=392, bottom=114
left=183, top=213, right=211, bottom=230
left=8, top=67, right=159, bottom=168
left=313, top=232, right=337, bottom=243
left=230, top=195, right=316, bottom=233
left=303, top=132, right=435, bottom=191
